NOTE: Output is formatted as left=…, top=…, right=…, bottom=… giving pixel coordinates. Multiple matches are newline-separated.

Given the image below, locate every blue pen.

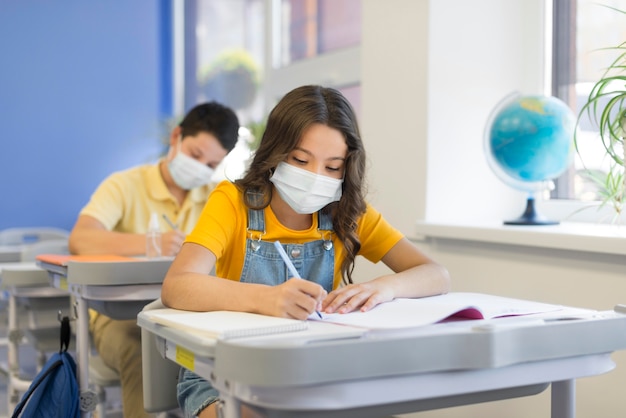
left=274, top=240, right=323, bottom=319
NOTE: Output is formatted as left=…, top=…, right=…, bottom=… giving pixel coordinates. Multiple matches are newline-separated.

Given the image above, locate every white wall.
left=426, top=0, right=546, bottom=223
left=360, top=1, right=626, bottom=417
left=363, top=0, right=546, bottom=234
left=361, top=0, right=431, bottom=234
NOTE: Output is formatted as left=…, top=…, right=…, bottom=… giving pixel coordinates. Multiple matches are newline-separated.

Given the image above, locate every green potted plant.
left=574, top=6, right=626, bottom=222
left=199, top=48, right=261, bottom=110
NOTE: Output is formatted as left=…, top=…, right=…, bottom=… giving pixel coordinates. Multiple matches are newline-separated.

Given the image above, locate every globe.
left=484, top=94, right=576, bottom=225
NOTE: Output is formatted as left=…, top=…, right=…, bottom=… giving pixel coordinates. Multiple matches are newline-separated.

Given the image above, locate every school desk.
left=0, top=261, right=72, bottom=414
left=0, top=246, right=22, bottom=263
left=138, top=303, right=626, bottom=418
left=37, top=254, right=172, bottom=417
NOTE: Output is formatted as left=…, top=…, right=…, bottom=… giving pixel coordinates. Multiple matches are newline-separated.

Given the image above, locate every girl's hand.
left=263, top=278, right=327, bottom=319
left=322, top=281, right=394, bottom=314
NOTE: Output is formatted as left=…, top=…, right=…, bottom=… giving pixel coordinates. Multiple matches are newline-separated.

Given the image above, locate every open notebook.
left=143, top=309, right=308, bottom=339
left=143, top=293, right=573, bottom=340
left=311, top=292, right=567, bottom=330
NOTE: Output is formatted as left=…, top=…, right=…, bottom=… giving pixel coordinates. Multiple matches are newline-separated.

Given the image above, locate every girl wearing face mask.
left=161, top=85, right=451, bottom=418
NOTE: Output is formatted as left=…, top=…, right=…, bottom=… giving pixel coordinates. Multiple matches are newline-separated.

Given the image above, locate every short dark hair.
left=179, top=102, right=240, bottom=152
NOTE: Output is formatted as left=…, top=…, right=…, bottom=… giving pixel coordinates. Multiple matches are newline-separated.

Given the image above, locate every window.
left=178, top=0, right=361, bottom=181
left=552, top=0, right=626, bottom=202
left=185, top=0, right=266, bottom=123
left=275, top=0, right=361, bottom=67
left=180, top=0, right=361, bottom=181
left=269, top=0, right=362, bottom=113
left=184, top=0, right=361, bottom=125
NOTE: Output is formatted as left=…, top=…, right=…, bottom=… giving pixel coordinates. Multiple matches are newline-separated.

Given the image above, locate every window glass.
left=553, top=0, right=626, bottom=201
left=187, top=0, right=362, bottom=180
left=193, top=0, right=265, bottom=123
left=189, top=0, right=361, bottom=123
left=278, top=0, right=361, bottom=66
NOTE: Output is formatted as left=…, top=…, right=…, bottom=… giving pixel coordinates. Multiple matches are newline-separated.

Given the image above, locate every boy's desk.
left=0, top=262, right=66, bottom=328
left=138, top=307, right=626, bottom=418
left=0, top=246, right=22, bottom=263
left=0, top=262, right=71, bottom=413
left=36, top=254, right=172, bottom=417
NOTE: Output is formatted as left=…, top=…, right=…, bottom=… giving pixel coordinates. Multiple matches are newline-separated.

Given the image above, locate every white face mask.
left=168, top=138, right=215, bottom=190
left=270, top=162, right=343, bottom=214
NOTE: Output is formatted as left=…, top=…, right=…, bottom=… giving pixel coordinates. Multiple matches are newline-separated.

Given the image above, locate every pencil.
left=274, top=240, right=323, bottom=319
left=162, top=214, right=178, bottom=230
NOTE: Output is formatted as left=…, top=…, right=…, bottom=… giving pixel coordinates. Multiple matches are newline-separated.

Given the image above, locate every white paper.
left=311, top=292, right=565, bottom=330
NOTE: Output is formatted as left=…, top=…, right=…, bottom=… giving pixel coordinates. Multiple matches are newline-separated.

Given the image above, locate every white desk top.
left=0, top=262, right=49, bottom=287
left=0, top=261, right=67, bottom=298
left=39, top=257, right=172, bottom=319
left=0, top=246, right=22, bottom=263
left=38, top=256, right=172, bottom=285
left=139, top=307, right=626, bottom=417
left=0, top=261, right=36, bottom=272
left=139, top=309, right=626, bottom=387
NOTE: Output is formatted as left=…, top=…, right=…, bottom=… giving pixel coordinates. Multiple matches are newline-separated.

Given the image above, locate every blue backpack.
left=12, top=316, right=80, bottom=418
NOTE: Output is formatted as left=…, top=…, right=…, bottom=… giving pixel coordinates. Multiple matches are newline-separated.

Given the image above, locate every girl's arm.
left=322, top=237, right=451, bottom=314
left=161, top=242, right=327, bottom=319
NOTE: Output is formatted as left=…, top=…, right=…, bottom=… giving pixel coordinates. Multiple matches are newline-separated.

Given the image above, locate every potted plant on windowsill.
left=574, top=6, right=626, bottom=223
left=198, top=48, right=260, bottom=111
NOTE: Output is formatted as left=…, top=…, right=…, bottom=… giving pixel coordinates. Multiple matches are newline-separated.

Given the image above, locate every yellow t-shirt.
left=186, top=180, right=404, bottom=290
left=80, top=160, right=211, bottom=235
left=79, top=161, right=212, bottom=327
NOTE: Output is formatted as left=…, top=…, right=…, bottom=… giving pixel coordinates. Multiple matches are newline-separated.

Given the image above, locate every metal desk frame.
left=0, top=262, right=71, bottom=415
left=138, top=307, right=626, bottom=418
left=39, top=257, right=171, bottom=418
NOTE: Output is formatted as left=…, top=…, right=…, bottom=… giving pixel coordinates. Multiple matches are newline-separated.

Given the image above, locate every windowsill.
left=415, top=220, right=626, bottom=256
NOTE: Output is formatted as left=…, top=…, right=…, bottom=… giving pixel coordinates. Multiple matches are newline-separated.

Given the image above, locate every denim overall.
left=177, top=206, right=335, bottom=417
left=241, top=206, right=335, bottom=291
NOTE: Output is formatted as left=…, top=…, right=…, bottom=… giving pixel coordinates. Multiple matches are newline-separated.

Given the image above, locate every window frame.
left=543, top=0, right=626, bottom=224
left=263, top=0, right=361, bottom=106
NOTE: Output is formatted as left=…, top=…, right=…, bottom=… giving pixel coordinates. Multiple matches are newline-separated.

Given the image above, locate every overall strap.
left=317, top=210, right=334, bottom=232
left=248, top=208, right=265, bottom=234
left=246, top=190, right=266, bottom=235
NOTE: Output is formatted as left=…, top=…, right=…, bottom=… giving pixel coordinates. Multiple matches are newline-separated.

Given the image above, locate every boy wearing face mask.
left=68, top=102, right=239, bottom=418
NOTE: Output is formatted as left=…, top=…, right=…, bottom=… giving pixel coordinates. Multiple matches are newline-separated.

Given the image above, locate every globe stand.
left=504, top=197, right=559, bottom=226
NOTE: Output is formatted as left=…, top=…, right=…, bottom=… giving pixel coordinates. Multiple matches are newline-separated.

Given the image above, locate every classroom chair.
left=0, top=226, right=69, bottom=246
left=89, top=351, right=122, bottom=417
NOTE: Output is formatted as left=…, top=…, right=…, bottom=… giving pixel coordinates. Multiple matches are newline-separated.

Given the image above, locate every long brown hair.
left=235, top=85, right=366, bottom=284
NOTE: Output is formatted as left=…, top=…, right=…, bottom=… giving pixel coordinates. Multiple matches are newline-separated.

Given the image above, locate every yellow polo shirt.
left=186, top=181, right=404, bottom=290
left=80, top=160, right=211, bottom=235
left=79, top=160, right=212, bottom=327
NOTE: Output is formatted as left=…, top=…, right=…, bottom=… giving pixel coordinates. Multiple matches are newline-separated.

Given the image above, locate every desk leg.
left=7, top=292, right=19, bottom=415
left=552, top=379, right=575, bottom=418
left=76, top=296, right=96, bottom=417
